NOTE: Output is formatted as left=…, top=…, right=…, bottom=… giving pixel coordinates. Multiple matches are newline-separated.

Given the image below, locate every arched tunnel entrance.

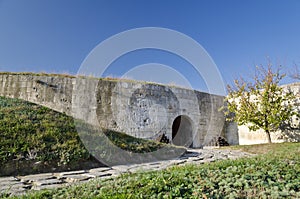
left=172, top=115, right=194, bottom=147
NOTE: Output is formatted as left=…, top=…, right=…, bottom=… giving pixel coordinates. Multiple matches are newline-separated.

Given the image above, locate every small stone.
left=32, top=183, right=66, bottom=191
left=128, top=165, right=161, bottom=173
left=148, top=162, right=161, bottom=166
left=104, top=169, right=122, bottom=176
left=111, top=165, right=131, bottom=172
left=179, top=156, right=189, bottom=160
left=88, top=172, right=113, bottom=178
left=53, top=170, right=87, bottom=178
left=174, top=160, right=187, bottom=165
left=32, top=179, right=63, bottom=186
left=88, top=167, right=112, bottom=173
left=64, top=175, right=93, bottom=183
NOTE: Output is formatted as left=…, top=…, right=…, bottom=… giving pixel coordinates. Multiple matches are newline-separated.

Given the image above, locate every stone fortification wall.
left=0, top=73, right=230, bottom=148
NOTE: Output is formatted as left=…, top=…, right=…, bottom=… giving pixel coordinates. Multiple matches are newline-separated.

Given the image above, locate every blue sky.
left=0, top=0, right=300, bottom=94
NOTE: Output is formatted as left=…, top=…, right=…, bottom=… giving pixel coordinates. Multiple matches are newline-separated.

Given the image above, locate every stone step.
left=32, top=178, right=63, bottom=187
left=0, top=179, right=21, bottom=187
left=87, top=172, right=113, bottom=178
left=64, top=175, right=93, bottom=183
left=18, top=173, right=55, bottom=183
left=89, top=167, right=112, bottom=173
left=0, top=183, right=30, bottom=194
left=53, top=170, right=87, bottom=178
left=31, top=183, right=66, bottom=191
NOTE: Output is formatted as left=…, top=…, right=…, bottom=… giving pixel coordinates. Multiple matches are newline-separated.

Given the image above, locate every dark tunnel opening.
left=172, top=115, right=193, bottom=147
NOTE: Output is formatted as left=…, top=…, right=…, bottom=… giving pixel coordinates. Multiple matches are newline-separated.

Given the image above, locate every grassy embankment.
left=0, top=96, right=183, bottom=176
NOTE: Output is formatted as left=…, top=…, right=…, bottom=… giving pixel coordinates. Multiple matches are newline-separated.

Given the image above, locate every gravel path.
left=0, top=148, right=254, bottom=196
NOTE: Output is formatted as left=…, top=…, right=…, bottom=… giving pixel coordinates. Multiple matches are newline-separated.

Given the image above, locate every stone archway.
left=172, top=115, right=194, bottom=147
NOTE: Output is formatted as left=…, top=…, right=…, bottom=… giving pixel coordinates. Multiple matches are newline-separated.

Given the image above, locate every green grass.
left=0, top=96, right=90, bottom=176
left=0, top=96, right=182, bottom=176
left=3, top=142, right=298, bottom=199
left=223, top=142, right=298, bottom=155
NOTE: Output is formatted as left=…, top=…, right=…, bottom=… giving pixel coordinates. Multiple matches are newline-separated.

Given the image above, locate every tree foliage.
left=222, top=65, right=297, bottom=143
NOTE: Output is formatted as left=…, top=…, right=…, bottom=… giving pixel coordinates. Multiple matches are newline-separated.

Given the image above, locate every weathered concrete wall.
left=0, top=74, right=73, bottom=114
left=238, top=125, right=284, bottom=145
left=0, top=73, right=230, bottom=148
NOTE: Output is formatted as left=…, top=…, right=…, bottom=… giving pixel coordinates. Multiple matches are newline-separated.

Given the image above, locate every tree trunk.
left=265, top=130, right=272, bottom=143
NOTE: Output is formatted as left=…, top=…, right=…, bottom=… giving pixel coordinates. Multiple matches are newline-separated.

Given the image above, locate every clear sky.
left=0, top=0, right=300, bottom=94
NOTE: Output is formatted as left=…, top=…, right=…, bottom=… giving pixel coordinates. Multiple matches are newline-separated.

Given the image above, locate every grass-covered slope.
left=0, top=96, right=93, bottom=176
left=0, top=96, right=184, bottom=176
left=13, top=142, right=300, bottom=199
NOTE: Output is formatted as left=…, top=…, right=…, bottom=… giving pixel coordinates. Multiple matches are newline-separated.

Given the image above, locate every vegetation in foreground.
left=0, top=96, right=181, bottom=176
left=3, top=142, right=298, bottom=199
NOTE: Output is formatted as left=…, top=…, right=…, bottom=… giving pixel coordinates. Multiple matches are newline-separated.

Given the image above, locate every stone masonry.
left=0, top=73, right=235, bottom=148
